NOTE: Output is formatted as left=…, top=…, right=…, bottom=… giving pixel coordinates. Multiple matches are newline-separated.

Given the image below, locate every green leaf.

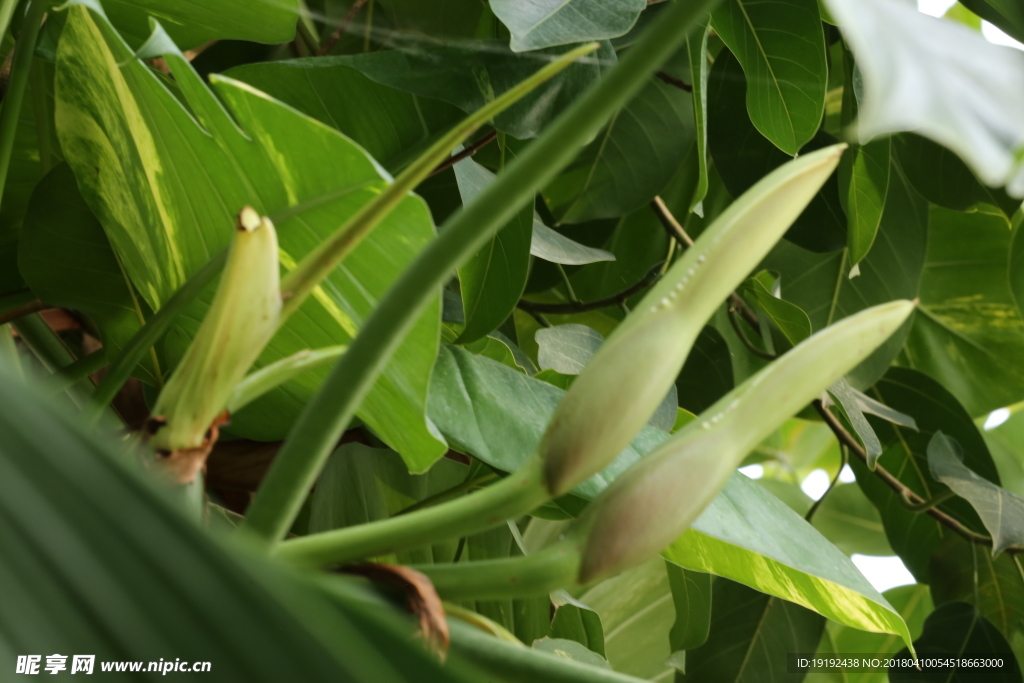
left=686, top=578, right=826, bottom=682
left=824, top=0, right=1024, bottom=197
left=454, top=158, right=532, bottom=344
left=711, top=0, right=827, bottom=155
left=761, top=162, right=926, bottom=388
left=577, top=557, right=677, bottom=679
left=894, top=134, right=1021, bottom=218
left=223, top=57, right=464, bottom=172
left=0, top=368, right=471, bottom=682
left=18, top=163, right=156, bottom=382
left=687, top=21, right=711, bottom=214
left=531, top=221, right=616, bottom=265
left=102, top=0, right=299, bottom=49
left=569, top=209, right=668, bottom=302
left=816, top=585, right=933, bottom=683
left=54, top=4, right=446, bottom=469
left=960, top=0, right=1024, bottom=43
left=532, top=638, right=612, bottom=669
left=490, top=0, right=646, bottom=52
left=829, top=377, right=883, bottom=468
left=853, top=368, right=1002, bottom=580
left=551, top=591, right=606, bottom=657
left=314, top=42, right=616, bottom=140
left=928, top=432, right=1024, bottom=555
left=739, top=275, right=812, bottom=347
left=536, top=324, right=605, bottom=375
left=428, top=347, right=912, bottom=643
left=843, top=139, right=892, bottom=269
left=890, top=603, right=1022, bottom=682
left=979, top=405, right=1024, bottom=497
left=708, top=49, right=845, bottom=253
left=667, top=563, right=712, bottom=654
left=929, top=538, right=1024, bottom=659
left=543, top=57, right=696, bottom=223
left=905, top=206, right=1024, bottom=416
left=675, top=325, right=734, bottom=415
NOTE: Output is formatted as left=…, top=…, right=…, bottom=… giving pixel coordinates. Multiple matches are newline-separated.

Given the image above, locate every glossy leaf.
left=708, top=49, right=845, bottom=253
left=224, top=58, right=464, bottom=171
left=853, top=368, right=1001, bottom=580
left=829, top=377, right=883, bottom=468
left=825, top=0, right=1024, bottom=197
left=889, top=603, right=1021, bottom=682
left=543, top=57, right=696, bottom=223
left=0, top=368, right=470, bottom=682
left=686, top=578, right=826, bottom=682
left=531, top=222, right=616, bottom=265
left=453, top=158, right=532, bottom=344
left=315, top=42, right=617, bottom=140
left=490, top=0, right=646, bottom=52
left=667, top=564, right=712, bottom=653
left=711, top=0, right=827, bottom=155
left=761, top=162, right=926, bottom=389
left=101, top=0, right=299, bottom=48
left=428, top=347, right=912, bottom=641
left=536, top=324, right=605, bottom=375
left=551, top=592, right=606, bottom=657
left=739, top=275, right=812, bottom=347
left=905, top=207, right=1024, bottom=416
left=54, top=4, right=446, bottom=468
left=18, top=163, right=155, bottom=381
left=928, top=432, right=1024, bottom=555
left=844, top=139, right=891, bottom=269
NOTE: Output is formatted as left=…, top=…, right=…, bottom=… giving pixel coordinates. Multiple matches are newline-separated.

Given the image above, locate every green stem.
left=13, top=313, right=93, bottom=408
left=242, top=0, right=721, bottom=545
left=272, top=459, right=548, bottom=568
left=278, top=43, right=599, bottom=322
left=41, top=350, right=106, bottom=396
left=412, top=538, right=583, bottom=601
left=900, top=489, right=956, bottom=513
left=0, top=324, right=21, bottom=377
left=0, top=0, right=47, bottom=208
left=227, top=345, right=347, bottom=413
left=86, top=249, right=227, bottom=424
left=0, top=0, right=19, bottom=45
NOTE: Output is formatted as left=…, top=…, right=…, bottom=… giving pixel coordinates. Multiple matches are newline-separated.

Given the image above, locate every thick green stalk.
left=243, top=0, right=722, bottom=546
left=86, top=249, right=226, bottom=424
left=227, top=345, right=347, bottom=413
left=13, top=313, right=93, bottom=408
left=411, top=536, right=583, bottom=601
left=0, top=0, right=19, bottom=47
left=273, top=459, right=548, bottom=568
left=41, top=351, right=106, bottom=396
left=278, top=42, right=598, bottom=321
left=0, top=0, right=47, bottom=206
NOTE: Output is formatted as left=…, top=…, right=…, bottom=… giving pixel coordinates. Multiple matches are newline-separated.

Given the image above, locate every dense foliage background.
left=2, top=0, right=1024, bottom=680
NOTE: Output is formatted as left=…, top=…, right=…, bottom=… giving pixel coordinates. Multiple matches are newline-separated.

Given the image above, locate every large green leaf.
left=18, top=163, right=156, bottom=382
left=0, top=367, right=471, bottom=682
left=224, top=58, right=464, bottom=172
left=852, top=368, right=1001, bottom=581
left=54, top=4, right=446, bottom=469
left=824, top=0, right=1024, bottom=197
left=489, top=0, right=646, bottom=52
left=103, top=0, right=299, bottom=48
left=686, top=578, right=825, bottom=682
left=929, top=432, right=1024, bottom=556
left=708, top=49, right=845, bottom=253
left=904, top=207, right=1024, bottom=416
left=711, top=0, right=827, bottom=155
left=543, top=56, right=696, bottom=223
left=890, top=603, right=1022, bottom=682
left=760, top=162, right=926, bottom=388
left=428, top=347, right=911, bottom=643
left=453, top=158, right=532, bottom=344
left=313, top=42, right=616, bottom=140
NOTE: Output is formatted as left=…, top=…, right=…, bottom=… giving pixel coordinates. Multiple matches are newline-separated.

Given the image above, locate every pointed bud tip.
left=238, top=206, right=262, bottom=232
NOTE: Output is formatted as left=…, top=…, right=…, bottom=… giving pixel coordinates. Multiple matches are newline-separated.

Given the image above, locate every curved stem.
left=0, top=299, right=49, bottom=326
left=518, top=262, right=663, bottom=314
left=272, top=459, right=549, bottom=568
left=41, top=351, right=106, bottom=396
left=0, top=0, right=47, bottom=208
left=241, top=0, right=722, bottom=546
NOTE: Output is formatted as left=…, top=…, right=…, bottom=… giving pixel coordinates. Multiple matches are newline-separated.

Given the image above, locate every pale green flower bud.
left=541, top=144, right=848, bottom=497
left=148, top=207, right=282, bottom=481
left=576, top=300, right=916, bottom=584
